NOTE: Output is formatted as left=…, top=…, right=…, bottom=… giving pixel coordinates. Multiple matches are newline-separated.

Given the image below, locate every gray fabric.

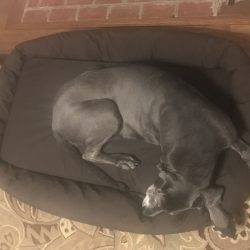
left=0, top=58, right=162, bottom=192
left=0, top=28, right=250, bottom=234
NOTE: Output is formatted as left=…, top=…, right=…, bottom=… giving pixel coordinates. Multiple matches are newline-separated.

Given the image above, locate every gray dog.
left=52, top=65, right=250, bottom=237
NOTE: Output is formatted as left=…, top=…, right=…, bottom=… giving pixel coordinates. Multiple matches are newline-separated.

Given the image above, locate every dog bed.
left=0, top=28, right=250, bottom=234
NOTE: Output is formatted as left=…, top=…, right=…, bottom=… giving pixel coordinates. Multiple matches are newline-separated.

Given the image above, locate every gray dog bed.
left=0, top=28, right=250, bottom=234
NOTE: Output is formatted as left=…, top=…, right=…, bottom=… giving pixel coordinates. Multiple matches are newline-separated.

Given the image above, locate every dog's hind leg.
left=231, top=138, right=250, bottom=168
left=80, top=99, right=141, bottom=170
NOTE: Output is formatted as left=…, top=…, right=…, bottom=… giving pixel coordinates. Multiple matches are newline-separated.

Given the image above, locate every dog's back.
left=53, top=65, right=236, bottom=148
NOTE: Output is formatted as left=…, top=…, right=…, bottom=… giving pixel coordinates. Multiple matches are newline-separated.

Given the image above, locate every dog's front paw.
left=115, top=154, right=141, bottom=170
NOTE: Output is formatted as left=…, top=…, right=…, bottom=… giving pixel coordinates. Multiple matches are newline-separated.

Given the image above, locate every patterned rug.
left=0, top=189, right=249, bottom=250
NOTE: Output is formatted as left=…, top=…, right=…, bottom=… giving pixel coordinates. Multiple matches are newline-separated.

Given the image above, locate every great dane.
left=52, top=65, right=250, bottom=237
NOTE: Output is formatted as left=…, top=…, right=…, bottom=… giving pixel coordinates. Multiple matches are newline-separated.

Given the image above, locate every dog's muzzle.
left=142, top=184, right=166, bottom=216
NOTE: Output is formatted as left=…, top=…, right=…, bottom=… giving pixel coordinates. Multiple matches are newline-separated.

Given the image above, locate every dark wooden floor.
left=0, top=0, right=250, bottom=55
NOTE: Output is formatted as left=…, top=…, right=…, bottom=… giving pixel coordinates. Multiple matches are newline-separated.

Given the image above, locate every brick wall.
left=6, top=0, right=248, bottom=28
left=22, top=0, right=217, bottom=23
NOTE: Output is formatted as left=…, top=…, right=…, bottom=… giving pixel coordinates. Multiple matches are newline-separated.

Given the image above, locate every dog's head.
left=142, top=167, right=203, bottom=217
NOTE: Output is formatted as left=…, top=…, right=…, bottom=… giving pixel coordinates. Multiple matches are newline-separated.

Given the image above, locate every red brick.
left=142, top=3, right=175, bottom=18
left=67, top=0, right=93, bottom=5
left=95, top=0, right=122, bottom=4
left=128, top=0, right=153, bottom=2
left=28, top=0, right=40, bottom=8
left=49, top=8, right=77, bottom=21
left=178, top=2, right=213, bottom=17
left=109, top=5, right=140, bottom=19
left=23, top=9, right=48, bottom=22
left=78, top=6, right=107, bottom=20
left=40, top=0, right=65, bottom=7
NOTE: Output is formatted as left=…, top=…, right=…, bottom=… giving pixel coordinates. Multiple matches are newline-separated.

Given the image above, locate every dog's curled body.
left=52, top=65, right=249, bottom=237
left=53, top=66, right=236, bottom=176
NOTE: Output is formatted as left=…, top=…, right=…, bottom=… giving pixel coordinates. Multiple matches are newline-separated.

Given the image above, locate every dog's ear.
left=202, top=188, right=235, bottom=237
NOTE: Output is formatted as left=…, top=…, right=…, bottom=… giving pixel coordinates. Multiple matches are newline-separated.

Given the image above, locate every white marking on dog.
left=143, top=184, right=166, bottom=209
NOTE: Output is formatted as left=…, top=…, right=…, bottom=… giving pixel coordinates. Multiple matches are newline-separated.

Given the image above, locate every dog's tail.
left=230, top=138, right=250, bottom=169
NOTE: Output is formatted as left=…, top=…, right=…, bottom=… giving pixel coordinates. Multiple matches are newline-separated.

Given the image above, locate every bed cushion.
left=0, top=28, right=250, bottom=234
left=0, top=57, right=235, bottom=191
left=0, top=58, right=162, bottom=192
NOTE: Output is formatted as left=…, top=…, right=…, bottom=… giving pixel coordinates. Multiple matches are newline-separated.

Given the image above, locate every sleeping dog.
left=52, top=65, right=250, bottom=237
